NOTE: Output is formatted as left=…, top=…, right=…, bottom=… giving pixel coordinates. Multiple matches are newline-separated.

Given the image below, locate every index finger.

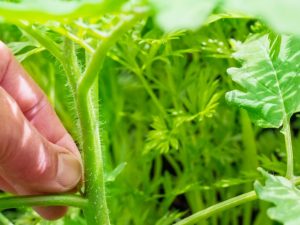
left=0, top=42, right=79, bottom=157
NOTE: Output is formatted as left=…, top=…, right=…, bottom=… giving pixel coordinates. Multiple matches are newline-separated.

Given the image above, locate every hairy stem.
left=77, top=15, right=141, bottom=225
left=63, top=38, right=81, bottom=92
left=282, top=118, right=294, bottom=179
left=76, top=45, right=109, bottom=224
left=174, top=191, right=257, bottom=225
left=78, top=84, right=109, bottom=225
left=0, top=195, right=87, bottom=210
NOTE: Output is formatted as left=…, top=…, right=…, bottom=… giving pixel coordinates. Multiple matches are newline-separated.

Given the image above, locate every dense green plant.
left=1, top=0, right=300, bottom=225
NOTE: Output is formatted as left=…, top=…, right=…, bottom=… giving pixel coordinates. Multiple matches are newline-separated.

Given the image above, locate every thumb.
left=0, top=87, right=82, bottom=218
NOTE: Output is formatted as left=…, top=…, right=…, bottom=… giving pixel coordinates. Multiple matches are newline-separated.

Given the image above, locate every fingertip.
left=56, top=152, right=82, bottom=191
left=33, top=206, right=68, bottom=220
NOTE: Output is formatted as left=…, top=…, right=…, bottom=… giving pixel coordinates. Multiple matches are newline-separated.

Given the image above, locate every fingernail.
left=57, top=154, right=82, bottom=190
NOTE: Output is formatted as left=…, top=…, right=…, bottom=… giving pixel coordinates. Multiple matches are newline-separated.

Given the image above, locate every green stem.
left=283, top=117, right=294, bottom=179
left=77, top=15, right=141, bottom=225
left=19, top=23, right=63, bottom=62
left=240, top=110, right=257, bottom=225
left=76, top=47, right=110, bottom=225
left=174, top=191, right=257, bottom=225
left=61, top=37, right=84, bottom=137
left=0, top=195, right=87, bottom=210
left=78, top=14, right=138, bottom=94
left=63, top=38, right=81, bottom=92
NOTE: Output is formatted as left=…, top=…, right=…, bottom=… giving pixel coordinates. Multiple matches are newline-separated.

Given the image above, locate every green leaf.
left=0, top=0, right=125, bottom=23
left=150, top=0, right=218, bottom=31
left=144, top=117, right=179, bottom=154
left=254, top=168, right=300, bottom=225
left=225, top=0, right=300, bottom=35
left=226, top=34, right=300, bottom=128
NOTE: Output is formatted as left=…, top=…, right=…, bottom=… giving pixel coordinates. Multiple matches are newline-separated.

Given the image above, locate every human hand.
left=0, top=42, right=82, bottom=220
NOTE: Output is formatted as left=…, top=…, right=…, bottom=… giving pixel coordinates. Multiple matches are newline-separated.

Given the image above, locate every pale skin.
left=0, top=42, right=82, bottom=220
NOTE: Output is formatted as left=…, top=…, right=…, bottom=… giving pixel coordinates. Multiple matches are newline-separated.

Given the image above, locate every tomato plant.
left=0, top=0, right=300, bottom=225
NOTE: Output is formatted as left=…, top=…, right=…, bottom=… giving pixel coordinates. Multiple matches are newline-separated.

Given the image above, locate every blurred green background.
left=0, top=0, right=299, bottom=224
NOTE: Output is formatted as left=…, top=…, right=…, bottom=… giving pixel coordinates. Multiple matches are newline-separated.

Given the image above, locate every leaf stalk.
left=282, top=118, right=294, bottom=179
left=174, top=191, right=257, bottom=225
left=0, top=195, right=87, bottom=209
